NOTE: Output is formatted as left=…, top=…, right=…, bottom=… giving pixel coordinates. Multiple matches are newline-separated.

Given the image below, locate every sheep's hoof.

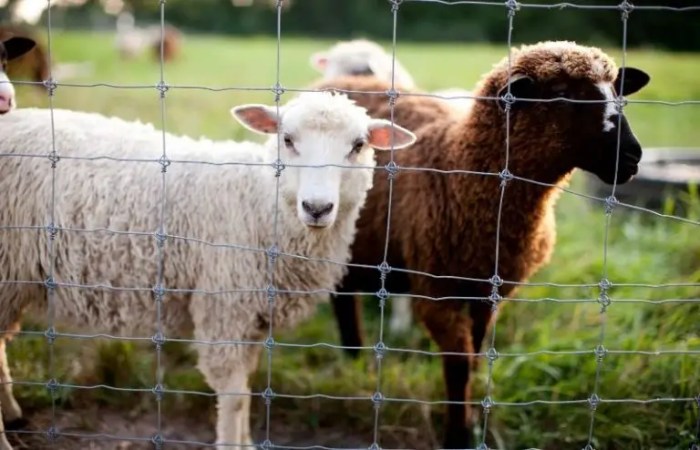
left=4, top=416, right=29, bottom=430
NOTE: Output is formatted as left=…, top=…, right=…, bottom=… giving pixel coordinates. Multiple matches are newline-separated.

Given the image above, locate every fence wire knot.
left=152, top=383, right=165, bottom=401
left=614, top=94, right=628, bottom=113
left=481, top=396, right=494, bottom=413
left=264, top=336, right=276, bottom=350
left=43, top=78, right=58, bottom=96
left=371, top=391, right=384, bottom=407
left=266, top=244, right=280, bottom=264
left=604, top=195, right=618, bottom=215
left=153, top=283, right=165, bottom=301
left=504, top=0, right=520, bottom=15
left=155, top=81, right=169, bottom=98
left=45, top=222, right=58, bottom=240
left=47, top=150, right=60, bottom=168
left=501, top=92, right=516, bottom=112
left=271, top=158, right=285, bottom=177
left=489, top=274, right=504, bottom=287
left=266, top=284, right=277, bottom=302
left=588, top=393, right=601, bottom=410
left=487, top=347, right=499, bottom=363
left=384, top=160, right=399, bottom=179
left=152, top=331, right=166, bottom=349
left=45, top=378, right=59, bottom=393
left=44, top=326, right=57, bottom=343
left=385, top=88, right=399, bottom=105
left=597, top=292, right=611, bottom=312
left=46, top=425, right=60, bottom=441
left=262, top=387, right=275, bottom=405
left=271, top=83, right=285, bottom=102
left=158, top=155, right=171, bottom=173
left=476, top=444, right=490, bottom=450
left=594, top=344, right=607, bottom=361
left=369, top=444, right=381, bottom=450
left=489, top=289, right=502, bottom=310
left=583, top=445, right=596, bottom=450
left=261, top=439, right=273, bottom=450
left=388, top=0, right=402, bottom=13
left=154, top=231, right=167, bottom=248
left=374, top=341, right=387, bottom=360
left=151, top=433, right=165, bottom=449
left=378, top=261, right=392, bottom=275
left=598, top=278, right=612, bottom=291
left=618, top=1, right=634, bottom=19
left=376, top=287, right=389, bottom=308
left=499, top=169, right=514, bottom=186
left=44, top=276, right=57, bottom=291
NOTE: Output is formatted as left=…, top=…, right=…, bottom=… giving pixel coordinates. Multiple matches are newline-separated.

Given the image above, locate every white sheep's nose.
left=0, top=76, right=15, bottom=114
left=302, top=200, right=334, bottom=220
left=0, top=92, right=13, bottom=114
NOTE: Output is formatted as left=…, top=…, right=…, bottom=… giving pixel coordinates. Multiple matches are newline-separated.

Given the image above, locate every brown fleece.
left=313, top=41, right=640, bottom=447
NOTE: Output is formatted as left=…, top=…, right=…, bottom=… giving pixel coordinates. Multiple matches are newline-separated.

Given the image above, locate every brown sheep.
left=311, top=41, right=651, bottom=448
left=151, top=24, right=182, bottom=63
left=0, top=24, right=49, bottom=88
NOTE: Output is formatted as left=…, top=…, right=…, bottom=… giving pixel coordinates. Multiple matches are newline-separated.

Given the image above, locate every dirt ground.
left=5, top=406, right=433, bottom=450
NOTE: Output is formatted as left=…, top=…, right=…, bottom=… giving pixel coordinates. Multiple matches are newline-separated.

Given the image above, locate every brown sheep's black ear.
left=3, top=36, right=36, bottom=61
left=614, top=67, right=650, bottom=97
left=497, top=74, right=536, bottom=111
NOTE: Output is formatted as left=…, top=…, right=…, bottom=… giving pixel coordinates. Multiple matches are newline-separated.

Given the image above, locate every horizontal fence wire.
left=0, top=0, right=697, bottom=449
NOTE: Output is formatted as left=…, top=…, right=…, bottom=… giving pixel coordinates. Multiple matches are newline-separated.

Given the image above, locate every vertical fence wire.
left=151, top=0, right=170, bottom=447
left=42, top=0, right=59, bottom=445
left=369, top=1, right=404, bottom=447
left=261, top=1, right=286, bottom=448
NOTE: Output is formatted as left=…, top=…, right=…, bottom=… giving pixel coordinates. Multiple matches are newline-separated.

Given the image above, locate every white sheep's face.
left=232, top=92, right=416, bottom=229
left=0, top=36, right=37, bottom=115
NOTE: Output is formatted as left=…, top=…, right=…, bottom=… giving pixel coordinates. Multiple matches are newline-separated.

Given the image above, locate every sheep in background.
left=310, top=38, right=474, bottom=114
left=313, top=41, right=650, bottom=448
left=310, top=38, right=473, bottom=335
left=0, top=92, right=416, bottom=449
left=0, top=33, right=36, bottom=114
left=115, top=11, right=182, bottom=63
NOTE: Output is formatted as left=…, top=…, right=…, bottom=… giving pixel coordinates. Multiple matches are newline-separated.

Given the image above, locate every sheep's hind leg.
left=0, top=339, right=23, bottom=429
left=0, top=420, right=12, bottom=450
left=415, top=298, right=476, bottom=449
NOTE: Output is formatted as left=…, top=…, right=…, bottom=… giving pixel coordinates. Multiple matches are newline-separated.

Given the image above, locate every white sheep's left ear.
left=367, top=119, right=416, bottom=150
left=230, top=104, right=280, bottom=135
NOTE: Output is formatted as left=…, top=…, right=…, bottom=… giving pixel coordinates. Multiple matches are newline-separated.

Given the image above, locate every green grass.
left=7, top=31, right=700, bottom=449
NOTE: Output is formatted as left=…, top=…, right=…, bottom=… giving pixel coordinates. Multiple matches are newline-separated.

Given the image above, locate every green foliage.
left=41, top=0, right=700, bottom=52
left=6, top=33, right=700, bottom=449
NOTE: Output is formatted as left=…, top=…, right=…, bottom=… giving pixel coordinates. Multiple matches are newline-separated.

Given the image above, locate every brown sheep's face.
left=498, top=67, right=650, bottom=185
left=0, top=36, right=36, bottom=115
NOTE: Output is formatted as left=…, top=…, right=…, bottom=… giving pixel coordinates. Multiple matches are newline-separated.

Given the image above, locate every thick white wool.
left=0, top=97, right=378, bottom=447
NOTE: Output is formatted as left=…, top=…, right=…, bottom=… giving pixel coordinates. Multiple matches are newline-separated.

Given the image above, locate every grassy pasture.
left=6, top=31, right=700, bottom=449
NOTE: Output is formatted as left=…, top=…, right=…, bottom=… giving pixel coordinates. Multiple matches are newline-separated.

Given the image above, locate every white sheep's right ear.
left=310, top=51, right=328, bottom=73
left=230, top=104, right=280, bottom=135
left=367, top=119, right=416, bottom=151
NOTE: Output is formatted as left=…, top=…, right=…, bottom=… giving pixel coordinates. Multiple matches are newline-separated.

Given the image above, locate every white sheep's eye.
left=283, top=135, right=294, bottom=147
left=350, top=140, right=364, bottom=155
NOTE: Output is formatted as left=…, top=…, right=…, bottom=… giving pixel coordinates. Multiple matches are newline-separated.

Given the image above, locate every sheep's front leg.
left=414, top=298, right=476, bottom=449
left=388, top=295, right=412, bottom=334
left=214, top=372, right=252, bottom=449
left=0, top=339, right=22, bottom=426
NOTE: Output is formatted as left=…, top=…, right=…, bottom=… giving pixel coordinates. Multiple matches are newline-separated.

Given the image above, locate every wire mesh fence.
left=0, top=0, right=699, bottom=449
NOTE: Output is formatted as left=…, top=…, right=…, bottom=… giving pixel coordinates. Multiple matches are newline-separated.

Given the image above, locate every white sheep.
left=0, top=91, right=416, bottom=449
left=310, top=38, right=474, bottom=115
left=0, top=34, right=38, bottom=114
